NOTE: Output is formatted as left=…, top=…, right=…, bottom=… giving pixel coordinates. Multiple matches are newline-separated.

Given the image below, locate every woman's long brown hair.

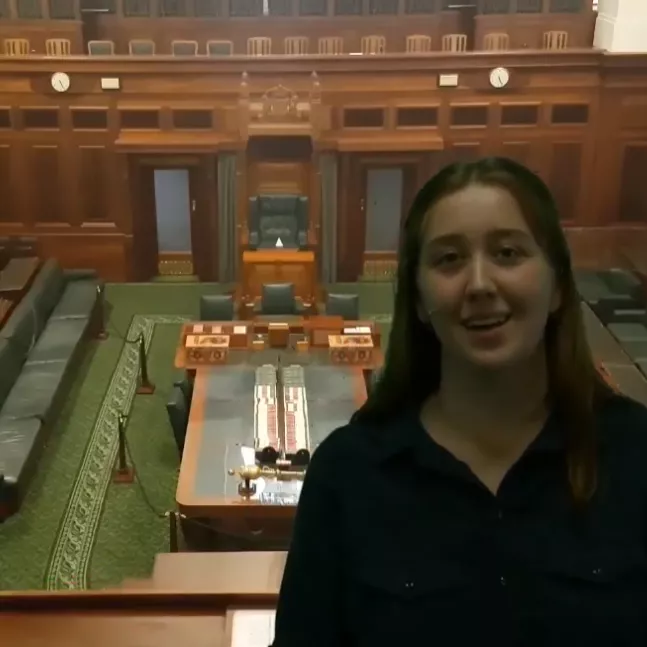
left=352, top=157, right=614, bottom=503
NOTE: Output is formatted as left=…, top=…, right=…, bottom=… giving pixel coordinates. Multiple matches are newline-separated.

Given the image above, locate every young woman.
left=272, top=157, right=647, bottom=647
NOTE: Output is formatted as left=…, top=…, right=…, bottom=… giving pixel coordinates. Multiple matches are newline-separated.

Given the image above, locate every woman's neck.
left=434, top=348, right=550, bottom=437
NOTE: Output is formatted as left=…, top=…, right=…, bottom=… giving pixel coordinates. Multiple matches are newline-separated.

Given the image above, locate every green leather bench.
left=0, top=259, right=103, bottom=521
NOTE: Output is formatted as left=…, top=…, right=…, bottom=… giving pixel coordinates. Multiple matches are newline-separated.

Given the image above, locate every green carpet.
left=0, top=281, right=394, bottom=591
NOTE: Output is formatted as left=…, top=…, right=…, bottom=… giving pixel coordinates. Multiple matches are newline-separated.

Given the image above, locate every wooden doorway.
left=130, top=154, right=217, bottom=281
left=359, top=158, right=419, bottom=280
left=337, top=152, right=437, bottom=281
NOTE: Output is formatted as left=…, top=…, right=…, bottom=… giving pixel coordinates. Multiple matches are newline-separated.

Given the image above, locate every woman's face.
left=416, top=183, right=560, bottom=370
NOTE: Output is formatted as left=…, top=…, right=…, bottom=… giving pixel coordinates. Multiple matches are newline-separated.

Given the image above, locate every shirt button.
left=404, top=581, right=415, bottom=589
left=499, top=576, right=507, bottom=587
left=497, top=509, right=504, bottom=520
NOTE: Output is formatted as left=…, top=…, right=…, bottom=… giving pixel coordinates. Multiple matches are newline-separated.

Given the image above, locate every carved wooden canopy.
left=257, top=84, right=302, bottom=121
left=238, top=72, right=323, bottom=139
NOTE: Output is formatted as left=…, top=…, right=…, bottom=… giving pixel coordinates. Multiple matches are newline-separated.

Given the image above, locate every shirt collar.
left=374, top=405, right=569, bottom=465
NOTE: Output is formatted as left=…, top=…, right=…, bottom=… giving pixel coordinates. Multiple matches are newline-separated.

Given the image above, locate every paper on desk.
left=343, top=326, right=371, bottom=334
left=230, top=609, right=276, bottom=647
left=240, top=445, right=256, bottom=466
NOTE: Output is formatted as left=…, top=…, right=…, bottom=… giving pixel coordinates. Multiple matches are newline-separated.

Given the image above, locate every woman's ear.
left=416, top=300, right=433, bottom=323
left=549, top=284, right=561, bottom=314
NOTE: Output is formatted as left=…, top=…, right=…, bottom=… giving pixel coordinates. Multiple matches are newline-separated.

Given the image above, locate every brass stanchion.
left=113, top=412, right=135, bottom=484
left=95, top=284, right=108, bottom=340
left=169, top=511, right=179, bottom=553
left=136, top=331, right=155, bottom=395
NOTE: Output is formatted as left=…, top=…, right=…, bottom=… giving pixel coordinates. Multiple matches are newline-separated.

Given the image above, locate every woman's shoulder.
left=599, top=391, right=647, bottom=421
left=597, top=391, right=647, bottom=446
left=311, top=409, right=414, bottom=468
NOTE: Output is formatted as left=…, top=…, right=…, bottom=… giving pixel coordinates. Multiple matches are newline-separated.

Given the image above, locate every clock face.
left=489, top=67, right=510, bottom=89
left=51, top=72, right=70, bottom=93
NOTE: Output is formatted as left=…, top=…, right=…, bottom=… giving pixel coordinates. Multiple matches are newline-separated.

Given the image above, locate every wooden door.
left=130, top=155, right=217, bottom=281
left=130, top=157, right=158, bottom=282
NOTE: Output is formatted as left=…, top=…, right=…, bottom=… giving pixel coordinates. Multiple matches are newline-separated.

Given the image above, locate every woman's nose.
left=464, top=256, right=496, bottom=296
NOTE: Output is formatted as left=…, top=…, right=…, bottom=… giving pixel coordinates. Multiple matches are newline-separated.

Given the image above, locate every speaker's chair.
left=248, top=195, right=308, bottom=250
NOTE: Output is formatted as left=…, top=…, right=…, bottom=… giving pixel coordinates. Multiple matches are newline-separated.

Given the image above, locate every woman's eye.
left=497, top=247, right=522, bottom=261
left=435, top=251, right=460, bottom=265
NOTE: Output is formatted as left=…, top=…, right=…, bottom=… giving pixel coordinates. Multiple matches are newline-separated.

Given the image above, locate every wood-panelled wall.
left=0, top=52, right=645, bottom=281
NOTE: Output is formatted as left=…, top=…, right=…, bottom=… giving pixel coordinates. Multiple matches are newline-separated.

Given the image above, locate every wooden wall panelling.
left=336, top=152, right=357, bottom=282
left=204, top=155, right=220, bottom=281
left=427, top=150, right=447, bottom=180
left=30, top=145, right=64, bottom=224
left=586, top=88, right=627, bottom=228
left=129, top=155, right=159, bottom=281
left=0, top=146, right=13, bottom=223
left=600, top=92, right=647, bottom=228
left=0, top=52, right=643, bottom=280
left=4, top=142, right=31, bottom=230
left=78, top=146, right=110, bottom=222
left=247, top=161, right=309, bottom=195
left=189, top=155, right=219, bottom=281
left=402, top=162, right=418, bottom=223
left=236, top=149, right=248, bottom=249
left=37, top=232, right=130, bottom=280
left=497, top=141, right=533, bottom=166
left=188, top=162, right=204, bottom=279
left=309, top=150, right=321, bottom=248
left=445, top=141, right=483, bottom=165
left=618, top=143, right=647, bottom=224
left=548, top=141, right=582, bottom=222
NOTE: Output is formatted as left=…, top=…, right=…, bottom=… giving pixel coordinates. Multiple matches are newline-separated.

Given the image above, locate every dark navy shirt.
left=273, top=393, right=647, bottom=647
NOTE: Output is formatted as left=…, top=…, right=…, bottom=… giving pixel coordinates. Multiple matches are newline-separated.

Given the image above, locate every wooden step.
left=150, top=551, right=286, bottom=593
left=120, top=577, right=154, bottom=590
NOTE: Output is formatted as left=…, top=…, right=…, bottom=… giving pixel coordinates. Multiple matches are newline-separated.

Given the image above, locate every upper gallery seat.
left=248, top=195, right=308, bottom=251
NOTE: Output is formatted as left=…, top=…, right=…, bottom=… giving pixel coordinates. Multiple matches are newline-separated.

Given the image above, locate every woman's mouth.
left=462, top=314, right=512, bottom=332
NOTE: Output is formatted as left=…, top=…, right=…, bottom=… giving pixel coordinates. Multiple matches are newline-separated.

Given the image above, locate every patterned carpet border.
left=45, top=315, right=189, bottom=591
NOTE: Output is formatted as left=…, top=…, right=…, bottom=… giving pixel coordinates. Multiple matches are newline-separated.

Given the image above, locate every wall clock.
left=489, top=67, right=510, bottom=89
left=51, top=72, right=70, bottom=93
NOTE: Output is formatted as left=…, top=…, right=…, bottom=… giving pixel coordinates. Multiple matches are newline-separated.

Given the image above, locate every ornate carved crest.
left=258, top=84, right=302, bottom=121
left=238, top=73, right=322, bottom=137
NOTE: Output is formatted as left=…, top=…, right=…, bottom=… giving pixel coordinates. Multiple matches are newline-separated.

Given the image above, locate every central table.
left=175, top=318, right=382, bottom=549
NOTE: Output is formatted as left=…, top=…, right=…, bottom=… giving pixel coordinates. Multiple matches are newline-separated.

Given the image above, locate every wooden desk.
left=0, top=589, right=276, bottom=647
left=151, top=551, right=286, bottom=593
left=174, top=319, right=384, bottom=371
left=0, top=256, right=40, bottom=297
left=241, top=249, right=317, bottom=304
